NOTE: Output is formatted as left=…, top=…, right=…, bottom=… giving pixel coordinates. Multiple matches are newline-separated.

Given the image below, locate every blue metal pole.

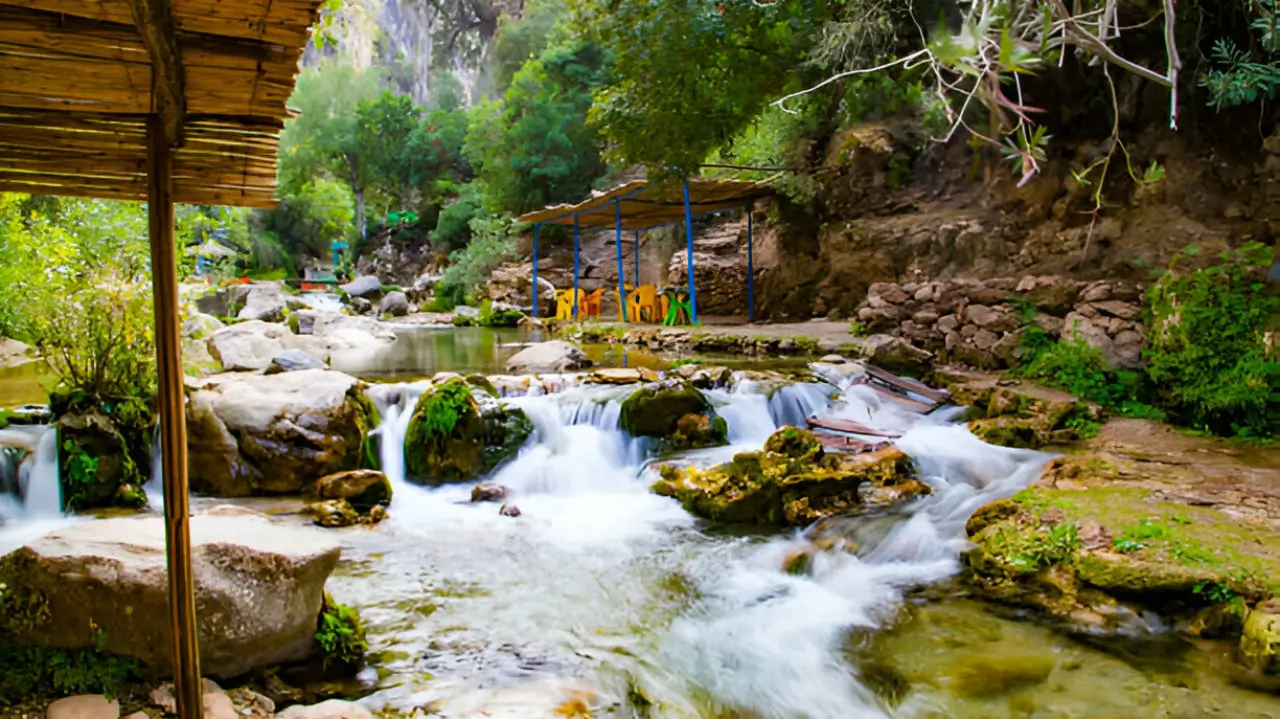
left=634, top=230, right=641, bottom=286
left=682, top=180, right=698, bottom=324
left=532, top=223, right=540, bottom=318
left=746, top=206, right=755, bottom=323
left=615, top=200, right=626, bottom=322
left=572, top=213, right=580, bottom=321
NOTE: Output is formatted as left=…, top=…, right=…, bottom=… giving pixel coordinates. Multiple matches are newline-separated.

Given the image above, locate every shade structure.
left=515, top=179, right=770, bottom=231
left=517, top=179, right=770, bottom=323
left=0, top=1, right=324, bottom=717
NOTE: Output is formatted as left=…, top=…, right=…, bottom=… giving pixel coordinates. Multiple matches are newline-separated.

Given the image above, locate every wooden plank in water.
left=865, top=365, right=950, bottom=404
left=865, top=384, right=934, bottom=414
left=814, top=433, right=883, bottom=454
left=807, top=415, right=903, bottom=438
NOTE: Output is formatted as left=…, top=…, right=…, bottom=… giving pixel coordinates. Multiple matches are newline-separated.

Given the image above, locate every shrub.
left=436, top=216, right=519, bottom=308
left=1144, top=243, right=1277, bottom=437
left=315, top=595, right=367, bottom=671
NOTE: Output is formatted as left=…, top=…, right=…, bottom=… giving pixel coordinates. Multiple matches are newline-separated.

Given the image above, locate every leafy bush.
left=315, top=596, right=367, bottom=671
left=436, top=216, right=520, bottom=308
left=1013, top=330, right=1137, bottom=409
left=1144, top=243, right=1277, bottom=437
left=0, top=643, right=140, bottom=705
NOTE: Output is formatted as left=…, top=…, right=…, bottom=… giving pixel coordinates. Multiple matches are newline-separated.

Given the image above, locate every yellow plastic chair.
left=627, top=284, right=660, bottom=323
left=555, top=289, right=584, bottom=320
left=614, top=284, right=634, bottom=321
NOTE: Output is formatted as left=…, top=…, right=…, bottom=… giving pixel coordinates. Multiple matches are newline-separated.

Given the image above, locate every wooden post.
left=615, top=200, right=626, bottom=322
left=682, top=180, right=698, bottom=325
left=572, top=213, right=580, bottom=321
left=146, top=115, right=203, bottom=719
left=747, top=204, right=755, bottom=323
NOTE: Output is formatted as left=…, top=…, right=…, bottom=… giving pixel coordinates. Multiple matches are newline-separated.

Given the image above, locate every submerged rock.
left=310, top=499, right=382, bottom=529
left=186, top=370, right=380, bottom=496
left=619, top=381, right=728, bottom=452
left=652, top=427, right=927, bottom=527
left=0, top=514, right=340, bottom=678
left=504, top=340, right=591, bottom=373
left=499, top=503, right=522, bottom=518
left=404, top=377, right=533, bottom=485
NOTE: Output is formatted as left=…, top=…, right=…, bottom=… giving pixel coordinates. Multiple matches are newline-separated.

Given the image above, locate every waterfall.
left=24, top=427, right=62, bottom=518
left=143, top=425, right=164, bottom=512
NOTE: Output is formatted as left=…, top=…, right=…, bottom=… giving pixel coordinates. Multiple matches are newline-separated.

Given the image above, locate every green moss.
left=348, top=387, right=381, bottom=472
left=287, top=312, right=301, bottom=334
left=403, top=379, right=531, bottom=484
left=0, top=643, right=141, bottom=705
left=315, top=594, right=367, bottom=671
left=619, top=383, right=712, bottom=437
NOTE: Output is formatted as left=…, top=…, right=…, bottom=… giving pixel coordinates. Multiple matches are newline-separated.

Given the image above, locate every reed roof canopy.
left=0, top=0, right=323, bottom=207
left=516, top=179, right=772, bottom=231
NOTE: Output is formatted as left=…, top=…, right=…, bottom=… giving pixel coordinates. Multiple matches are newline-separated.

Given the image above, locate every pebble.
left=45, top=695, right=119, bottom=719
left=274, top=700, right=373, bottom=719
left=203, top=692, right=238, bottom=719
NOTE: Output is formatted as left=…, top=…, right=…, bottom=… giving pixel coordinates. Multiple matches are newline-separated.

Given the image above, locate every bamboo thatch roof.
left=515, top=179, right=771, bottom=232
left=0, top=0, right=323, bottom=207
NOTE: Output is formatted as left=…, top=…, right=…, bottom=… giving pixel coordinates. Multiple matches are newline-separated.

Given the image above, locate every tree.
left=279, top=58, right=385, bottom=239
left=573, top=0, right=830, bottom=172
left=466, top=41, right=611, bottom=213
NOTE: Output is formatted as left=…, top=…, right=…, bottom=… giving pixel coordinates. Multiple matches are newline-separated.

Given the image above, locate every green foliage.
left=254, top=178, right=356, bottom=262
left=432, top=183, right=485, bottom=252
left=478, top=299, right=523, bottom=328
left=61, top=440, right=100, bottom=511
left=1014, top=332, right=1130, bottom=407
left=1113, top=518, right=1174, bottom=554
left=467, top=41, right=610, bottom=213
left=0, top=644, right=140, bottom=705
left=436, top=216, right=520, bottom=308
left=1201, top=0, right=1280, bottom=109
left=414, top=379, right=475, bottom=438
left=989, top=521, right=1083, bottom=573
left=1145, top=243, right=1277, bottom=437
left=315, top=597, right=367, bottom=670
left=575, top=0, right=830, bottom=171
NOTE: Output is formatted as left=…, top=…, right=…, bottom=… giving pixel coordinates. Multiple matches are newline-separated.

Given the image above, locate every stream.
left=0, top=342, right=1276, bottom=717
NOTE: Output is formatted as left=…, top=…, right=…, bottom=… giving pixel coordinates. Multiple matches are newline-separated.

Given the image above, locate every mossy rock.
left=1240, top=598, right=1280, bottom=674
left=404, top=378, right=533, bottom=485
left=653, top=427, right=925, bottom=527
left=620, top=381, right=728, bottom=452
left=55, top=400, right=154, bottom=511
left=962, top=474, right=1280, bottom=631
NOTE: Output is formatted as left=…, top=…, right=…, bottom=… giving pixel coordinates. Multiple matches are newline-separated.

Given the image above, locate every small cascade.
left=297, top=292, right=344, bottom=313
left=143, top=425, right=164, bottom=512
left=24, top=427, right=62, bottom=518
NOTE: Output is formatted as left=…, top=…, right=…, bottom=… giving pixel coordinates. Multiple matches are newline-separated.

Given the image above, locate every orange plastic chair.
left=555, top=289, right=583, bottom=320
left=580, top=288, right=605, bottom=318
left=626, top=284, right=660, bottom=323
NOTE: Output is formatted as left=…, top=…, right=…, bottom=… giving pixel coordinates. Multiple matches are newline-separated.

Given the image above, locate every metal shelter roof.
left=515, top=179, right=771, bottom=231
left=0, top=0, right=323, bottom=207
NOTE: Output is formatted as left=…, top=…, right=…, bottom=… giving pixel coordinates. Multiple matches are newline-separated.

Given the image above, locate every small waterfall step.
left=864, top=366, right=951, bottom=405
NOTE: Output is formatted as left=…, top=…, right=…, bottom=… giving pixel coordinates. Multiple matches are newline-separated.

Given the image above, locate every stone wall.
left=853, top=275, right=1148, bottom=370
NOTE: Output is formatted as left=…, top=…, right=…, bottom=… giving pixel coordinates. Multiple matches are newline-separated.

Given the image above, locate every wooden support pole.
left=531, top=223, right=540, bottom=318
left=747, top=204, right=755, bottom=323
left=615, top=199, right=626, bottom=322
left=129, top=0, right=186, bottom=145
left=634, top=230, right=640, bottom=287
left=146, top=115, right=202, bottom=719
left=572, top=213, right=580, bottom=321
left=682, top=180, right=698, bottom=325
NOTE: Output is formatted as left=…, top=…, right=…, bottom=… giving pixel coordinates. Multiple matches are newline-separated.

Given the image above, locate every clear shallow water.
left=3, top=365, right=1278, bottom=716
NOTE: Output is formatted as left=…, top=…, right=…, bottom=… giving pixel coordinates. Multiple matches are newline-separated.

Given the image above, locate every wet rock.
left=499, top=503, right=522, bottom=518
left=1240, top=599, right=1280, bottom=674
left=421, top=677, right=601, bottom=718
left=955, top=380, right=1102, bottom=449
left=310, top=499, right=361, bottom=528
left=378, top=290, right=409, bottom=317
left=471, top=482, right=508, bottom=503
left=186, top=370, right=378, bottom=496
left=183, top=312, right=226, bottom=340
left=845, top=334, right=934, bottom=374
left=404, top=377, right=533, bottom=485
left=236, top=285, right=290, bottom=322
left=276, top=700, right=373, bottom=719
left=45, top=695, right=119, bottom=719
left=267, top=349, right=329, bottom=374
left=586, top=367, right=650, bottom=385
left=504, top=340, right=591, bottom=373
left=207, top=320, right=294, bottom=372
left=308, top=313, right=397, bottom=343
left=619, top=381, right=727, bottom=452
left=348, top=297, right=372, bottom=315
left=1, top=514, right=340, bottom=678
left=781, top=548, right=814, bottom=576
left=310, top=469, right=391, bottom=511
left=652, top=427, right=927, bottom=527
left=340, top=275, right=382, bottom=299
left=819, top=354, right=847, bottom=364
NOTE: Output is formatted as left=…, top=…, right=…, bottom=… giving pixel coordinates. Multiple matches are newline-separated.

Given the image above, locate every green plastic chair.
left=662, top=288, right=692, bottom=326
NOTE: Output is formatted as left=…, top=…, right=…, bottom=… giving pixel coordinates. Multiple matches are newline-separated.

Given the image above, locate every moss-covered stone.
left=962, top=459, right=1280, bottom=632
left=652, top=427, right=927, bottom=527
left=404, top=378, right=533, bottom=485
left=962, top=384, right=1102, bottom=448
left=310, top=469, right=392, bottom=512
left=54, top=396, right=154, bottom=511
left=620, top=381, right=728, bottom=453
left=1240, top=598, right=1280, bottom=674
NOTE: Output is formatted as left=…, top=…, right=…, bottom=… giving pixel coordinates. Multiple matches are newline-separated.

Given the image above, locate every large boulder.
left=267, top=349, right=328, bottom=374
left=308, top=469, right=391, bottom=512
left=652, top=427, right=927, bottom=526
left=619, top=381, right=728, bottom=452
left=309, top=313, right=397, bottom=343
left=207, top=321, right=294, bottom=372
left=1240, top=599, right=1280, bottom=674
left=403, top=377, right=533, bottom=485
left=237, top=285, right=290, bottom=322
left=950, top=378, right=1102, bottom=449
left=504, top=341, right=590, bottom=374
left=182, top=313, right=226, bottom=340
left=0, top=514, right=341, bottom=678
left=378, top=291, right=409, bottom=318
left=185, top=370, right=379, bottom=496
left=340, top=276, right=382, bottom=299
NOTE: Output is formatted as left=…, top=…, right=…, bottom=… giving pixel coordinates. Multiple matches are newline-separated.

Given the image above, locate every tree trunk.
left=345, top=154, right=366, bottom=241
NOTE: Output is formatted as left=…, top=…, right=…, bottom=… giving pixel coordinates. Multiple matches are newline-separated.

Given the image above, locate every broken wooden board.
left=865, top=365, right=950, bottom=404
left=813, top=433, right=887, bottom=454
left=807, top=416, right=904, bottom=439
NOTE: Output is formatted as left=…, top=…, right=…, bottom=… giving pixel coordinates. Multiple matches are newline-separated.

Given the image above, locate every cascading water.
left=329, top=373, right=1056, bottom=716
left=23, top=426, right=62, bottom=518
